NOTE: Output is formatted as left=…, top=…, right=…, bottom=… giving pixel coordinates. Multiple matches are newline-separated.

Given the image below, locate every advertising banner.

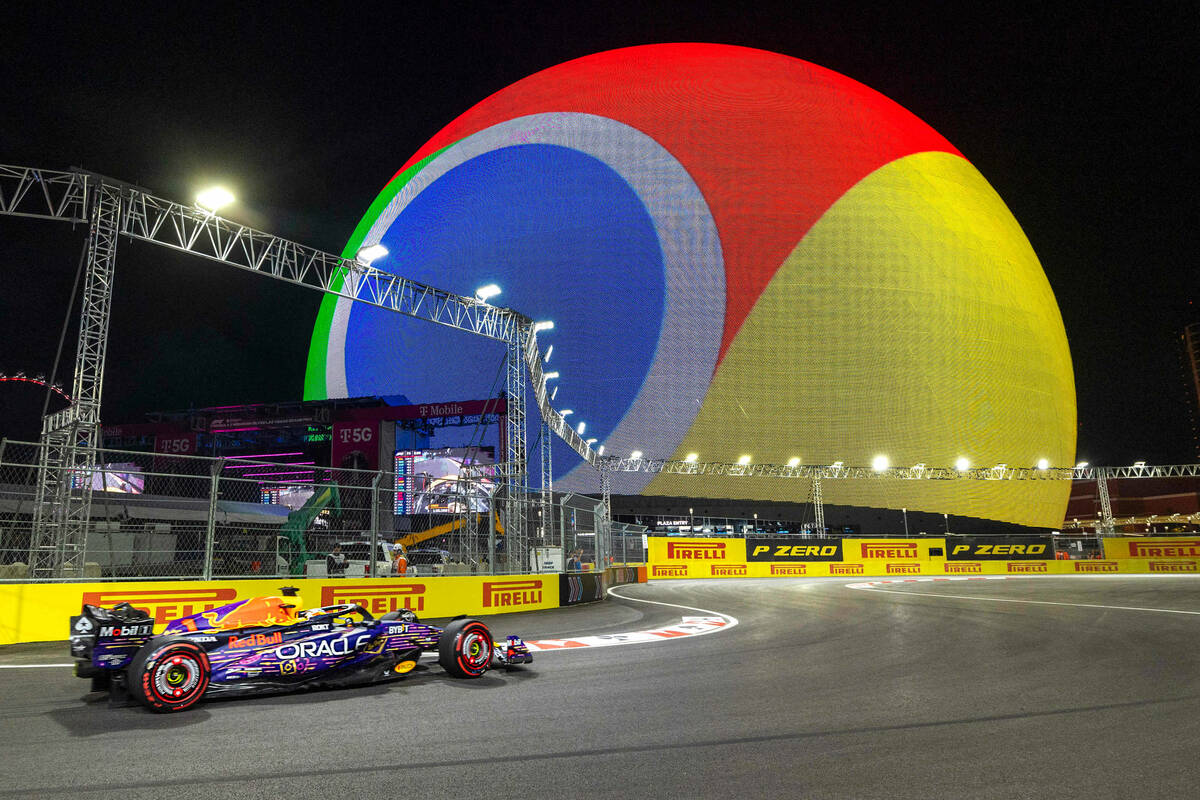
left=1102, top=537, right=1200, bottom=559
left=746, top=538, right=843, bottom=561
left=0, top=574, right=558, bottom=646
left=945, top=536, right=1053, bottom=560
left=560, top=573, right=603, bottom=606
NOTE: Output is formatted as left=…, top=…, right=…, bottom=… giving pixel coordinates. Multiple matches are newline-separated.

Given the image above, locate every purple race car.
left=69, top=588, right=533, bottom=712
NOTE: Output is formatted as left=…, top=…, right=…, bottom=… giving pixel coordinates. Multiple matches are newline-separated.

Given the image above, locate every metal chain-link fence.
left=0, top=440, right=643, bottom=581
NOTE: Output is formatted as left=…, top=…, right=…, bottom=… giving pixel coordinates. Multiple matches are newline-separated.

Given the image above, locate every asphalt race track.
left=2, top=576, right=1199, bottom=799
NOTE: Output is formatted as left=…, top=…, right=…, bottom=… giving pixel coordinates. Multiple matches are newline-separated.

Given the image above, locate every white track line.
left=847, top=583, right=1200, bottom=615
left=0, top=663, right=72, bottom=669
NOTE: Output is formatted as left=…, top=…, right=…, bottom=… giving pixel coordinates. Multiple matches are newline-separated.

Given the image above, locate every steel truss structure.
left=1, top=164, right=594, bottom=575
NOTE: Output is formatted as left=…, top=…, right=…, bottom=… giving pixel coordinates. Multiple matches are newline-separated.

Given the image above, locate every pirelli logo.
left=1129, top=540, right=1200, bottom=558
left=886, top=563, right=921, bottom=575
left=483, top=579, right=543, bottom=608
left=711, top=564, right=747, bottom=577
left=945, top=562, right=982, bottom=574
left=81, top=588, right=237, bottom=624
left=830, top=563, right=863, bottom=575
left=1148, top=561, right=1199, bottom=573
left=1075, top=561, right=1119, bottom=573
left=666, top=541, right=726, bottom=560
left=1008, top=562, right=1047, bottom=573
left=652, top=565, right=689, bottom=578
left=322, top=583, right=426, bottom=613
left=770, top=564, right=807, bottom=576
left=862, top=543, right=919, bottom=559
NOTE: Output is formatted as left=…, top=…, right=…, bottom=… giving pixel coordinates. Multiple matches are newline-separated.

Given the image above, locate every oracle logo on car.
left=1075, top=561, right=1119, bottom=573
left=1008, top=562, right=1048, bottom=573
left=483, top=580, right=543, bottom=608
left=886, top=563, right=921, bottom=575
left=862, top=543, right=919, bottom=559
left=81, top=588, right=238, bottom=624
left=321, top=583, right=426, bottom=614
left=1129, top=540, right=1200, bottom=558
left=666, top=541, right=726, bottom=560
left=945, top=562, right=982, bottom=574
left=769, top=564, right=807, bottom=576
left=651, top=565, right=689, bottom=578
left=711, top=564, right=747, bottom=577
left=830, top=563, right=863, bottom=575
left=1148, top=561, right=1199, bottom=573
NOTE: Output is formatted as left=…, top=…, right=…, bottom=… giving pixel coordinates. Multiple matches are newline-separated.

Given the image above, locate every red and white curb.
left=846, top=576, right=1014, bottom=589
left=525, top=584, right=738, bottom=652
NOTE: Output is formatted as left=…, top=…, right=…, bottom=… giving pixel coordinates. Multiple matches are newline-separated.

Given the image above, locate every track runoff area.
left=2, top=571, right=1199, bottom=799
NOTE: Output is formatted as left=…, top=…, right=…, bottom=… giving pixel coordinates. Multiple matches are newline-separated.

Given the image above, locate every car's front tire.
left=128, top=639, right=211, bottom=713
left=438, top=619, right=493, bottom=678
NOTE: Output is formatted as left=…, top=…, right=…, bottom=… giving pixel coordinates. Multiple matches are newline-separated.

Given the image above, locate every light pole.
left=902, top=507, right=909, bottom=536
left=753, top=512, right=758, bottom=535
left=689, top=506, right=694, bottom=533
left=944, top=513, right=950, bottom=534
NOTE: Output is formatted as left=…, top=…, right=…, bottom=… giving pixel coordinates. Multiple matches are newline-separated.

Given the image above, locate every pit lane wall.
left=0, top=574, right=559, bottom=646
left=647, top=537, right=1200, bottom=580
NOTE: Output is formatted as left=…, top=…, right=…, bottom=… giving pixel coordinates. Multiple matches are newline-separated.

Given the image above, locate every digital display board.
left=394, top=447, right=496, bottom=514
left=73, top=463, right=145, bottom=494
left=307, top=43, right=1076, bottom=528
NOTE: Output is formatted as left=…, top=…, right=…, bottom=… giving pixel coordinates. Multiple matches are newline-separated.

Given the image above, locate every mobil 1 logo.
left=747, top=538, right=843, bottom=562
left=946, top=536, right=1053, bottom=560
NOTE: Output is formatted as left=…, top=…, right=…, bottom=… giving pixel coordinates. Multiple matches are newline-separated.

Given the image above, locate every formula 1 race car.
left=68, top=589, right=533, bottom=712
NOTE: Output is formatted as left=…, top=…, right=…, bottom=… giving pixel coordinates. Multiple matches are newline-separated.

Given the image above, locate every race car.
left=68, top=588, right=533, bottom=712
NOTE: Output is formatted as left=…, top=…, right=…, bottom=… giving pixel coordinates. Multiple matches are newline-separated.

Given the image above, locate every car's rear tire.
left=438, top=618, right=493, bottom=678
left=128, top=639, right=210, bottom=713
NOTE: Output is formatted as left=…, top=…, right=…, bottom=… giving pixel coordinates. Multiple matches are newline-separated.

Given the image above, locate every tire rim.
left=153, top=653, right=203, bottom=700
left=460, top=630, right=491, bottom=671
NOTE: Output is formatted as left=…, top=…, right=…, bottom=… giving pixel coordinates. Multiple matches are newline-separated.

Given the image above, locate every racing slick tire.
left=438, top=618, right=493, bottom=678
left=128, top=639, right=211, bottom=713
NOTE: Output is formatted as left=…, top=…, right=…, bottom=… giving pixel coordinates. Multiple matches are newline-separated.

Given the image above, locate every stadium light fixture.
left=544, top=345, right=553, bottom=363
left=1076, top=461, right=1089, bottom=468
left=684, top=452, right=698, bottom=463
left=831, top=461, right=844, bottom=469
left=533, top=320, right=555, bottom=332
left=872, top=455, right=889, bottom=472
left=543, top=372, right=560, bottom=380
left=1133, top=460, right=1146, bottom=468
left=559, top=409, right=573, bottom=416
left=196, top=186, right=234, bottom=212
left=551, top=386, right=558, bottom=400
left=631, top=450, right=643, bottom=459
left=474, top=283, right=502, bottom=302
left=1036, top=458, right=1050, bottom=470
left=955, top=457, right=970, bottom=472
left=786, top=457, right=801, bottom=468
left=737, top=455, right=752, bottom=465
left=576, top=421, right=586, bottom=435
left=597, top=445, right=604, bottom=455
left=586, top=438, right=597, bottom=445
left=355, top=243, right=388, bottom=265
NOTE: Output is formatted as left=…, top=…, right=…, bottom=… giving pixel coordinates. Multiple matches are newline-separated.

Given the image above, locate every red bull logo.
left=229, top=631, right=282, bottom=649
left=652, top=565, right=689, bottom=578
left=321, top=583, right=426, bottom=614
left=945, top=562, right=982, bottom=574
left=1129, top=540, right=1200, bottom=558
left=1148, top=561, right=1198, bottom=573
left=711, top=564, right=747, bottom=577
left=770, top=564, right=806, bottom=576
left=886, top=563, right=921, bottom=575
left=830, top=563, right=863, bottom=575
left=1075, top=561, right=1119, bottom=573
left=81, top=588, right=237, bottom=624
left=1008, top=562, right=1047, bottom=573
left=483, top=580, right=543, bottom=608
left=666, top=541, right=726, bottom=560
left=862, top=543, right=919, bottom=559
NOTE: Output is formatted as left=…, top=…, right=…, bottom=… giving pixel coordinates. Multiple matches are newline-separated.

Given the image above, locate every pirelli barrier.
left=647, top=536, right=1200, bottom=580
left=0, top=574, right=559, bottom=646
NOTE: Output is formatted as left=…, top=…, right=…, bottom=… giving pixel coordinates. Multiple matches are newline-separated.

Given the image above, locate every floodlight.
left=196, top=186, right=234, bottom=212
left=533, top=320, right=555, bottom=332
left=737, top=455, right=752, bottom=465
left=684, top=452, right=699, bottom=463
left=1036, top=458, right=1049, bottom=470
left=872, top=455, right=889, bottom=472
left=955, top=457, right=970, bottom=471
left=576, top=421, right=586, bottom=435
left=355, top=243, right=388, bottom=265
left=631, top=450, right=643, bottom=459
left=786, top=457, right=801, bottom=468
left=559, top=409, right=573, bottom=416
left=544, top=345, right=553, bottom=362
left=474, top=284, right=502, bottom=302
left=543, top=372, right=560, bottom=380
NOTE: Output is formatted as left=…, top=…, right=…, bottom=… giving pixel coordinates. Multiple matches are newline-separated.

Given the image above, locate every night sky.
left=1, top=4, right=1195, bottom=465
